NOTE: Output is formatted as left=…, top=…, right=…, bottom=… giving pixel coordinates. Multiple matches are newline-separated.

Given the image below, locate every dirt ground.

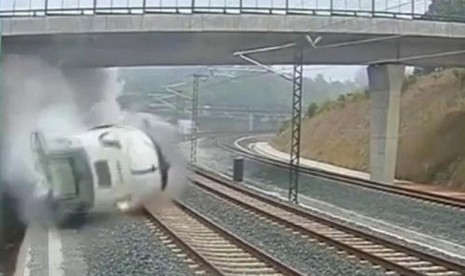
left=272, top=69, right=465, bottom=191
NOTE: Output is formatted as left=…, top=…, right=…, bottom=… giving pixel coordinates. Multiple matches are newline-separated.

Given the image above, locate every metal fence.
left=0, top=0, right=464, bottom=24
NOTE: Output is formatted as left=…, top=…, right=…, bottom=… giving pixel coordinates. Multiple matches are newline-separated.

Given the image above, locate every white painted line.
left=48, top=228, right=64, bottom=276
left=23, top=246, right=32, bottom=276
left=233, top=135, right=258, bottom=154
left=251, top=140, right=414, bottom=185
left=253, top=141, right=372, bottom=179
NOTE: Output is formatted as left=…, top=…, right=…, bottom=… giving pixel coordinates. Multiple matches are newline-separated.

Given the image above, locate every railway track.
left=144, top=201, right=304, bottom=276
left=215, top=136, right=465, bottom=209
left=190, top=167, right=465, bottom=276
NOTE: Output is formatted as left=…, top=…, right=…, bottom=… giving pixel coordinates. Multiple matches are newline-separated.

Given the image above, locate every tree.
left=306, top=103, right=318, bottom=118
left=425, top=0, right=465, bottom=21
left=415, top=1, right=465, bottom=73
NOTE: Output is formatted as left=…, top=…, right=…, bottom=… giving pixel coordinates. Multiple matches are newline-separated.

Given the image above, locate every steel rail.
left=175, top=201, right=305, bottom=276
left=143, top=208, right=224, bottom=276
left=190, top=167, right=465, bottom=275
left=144, top=200, right=304, bottom=276
left=216, top=136, right=465, bottom=209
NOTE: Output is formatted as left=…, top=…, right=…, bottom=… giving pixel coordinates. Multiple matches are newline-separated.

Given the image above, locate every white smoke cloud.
left=1, top=55, right=186, bottom=226
left=1, top=55, right=86, bottom=225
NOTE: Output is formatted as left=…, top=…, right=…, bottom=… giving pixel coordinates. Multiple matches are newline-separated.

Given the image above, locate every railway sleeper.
left=425, top=271, right=463, bottom=276
left=196, top=247, right=244, bottom=253
left=413, top=266, right=450, bottom=272
left=219, top=266, right=278, bottom=274
left=396, top=260, right=433, bottom=267
left=383, top=256, right=419, bottom=262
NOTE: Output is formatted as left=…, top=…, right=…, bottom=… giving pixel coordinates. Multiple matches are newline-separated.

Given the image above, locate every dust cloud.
left=0, top=55, right=186, bottom=226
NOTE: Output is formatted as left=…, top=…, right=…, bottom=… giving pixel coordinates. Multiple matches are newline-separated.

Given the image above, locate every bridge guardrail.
left=1, top=1, right=465, bottom=24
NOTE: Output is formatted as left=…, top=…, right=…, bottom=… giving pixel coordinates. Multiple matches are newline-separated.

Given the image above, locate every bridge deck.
left=2, top=13, right=465, bottom=67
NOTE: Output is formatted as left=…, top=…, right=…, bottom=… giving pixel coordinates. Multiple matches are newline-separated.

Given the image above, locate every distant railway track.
left=189, top=167, right=465, bottom=276
left=189, top=130, right=272, bottom=138
left=214, top=136, right=465, bottom=209
left=144, top=200, right=303, bottom=276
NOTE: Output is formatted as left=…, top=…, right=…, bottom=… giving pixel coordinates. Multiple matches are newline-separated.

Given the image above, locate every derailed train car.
left=31, top=124, right=170, bottom=225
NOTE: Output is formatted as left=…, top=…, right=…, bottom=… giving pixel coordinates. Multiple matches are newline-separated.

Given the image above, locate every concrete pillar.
left=248, top=113, right=254, bottom=131
left=367, top=63, right=404, bottom=184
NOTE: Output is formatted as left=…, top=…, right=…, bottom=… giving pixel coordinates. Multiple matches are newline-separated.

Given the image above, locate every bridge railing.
left=1, top=0, right=464, bottom=24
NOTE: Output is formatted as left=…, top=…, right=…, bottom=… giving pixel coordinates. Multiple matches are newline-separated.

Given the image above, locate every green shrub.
left=451, top=68, right=465, bottom=88
left=306, top=102, right=318, bottom=118
left=364, top=89, right=369, bottom=98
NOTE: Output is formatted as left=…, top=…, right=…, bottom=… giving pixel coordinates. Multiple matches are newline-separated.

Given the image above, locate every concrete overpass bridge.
left=2, top=1, right=465, bottom=68
left=2, top=0, right=465, bottom=189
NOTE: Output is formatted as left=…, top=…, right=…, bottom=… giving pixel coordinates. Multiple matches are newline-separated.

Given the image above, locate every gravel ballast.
left=60, top=212, right=195, bottom=276
left=182, top=185, right=384, bottom=276
left=197, top=139, right=465, bottom=249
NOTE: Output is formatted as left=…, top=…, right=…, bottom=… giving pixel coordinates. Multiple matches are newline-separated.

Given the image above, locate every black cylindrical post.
left=233, top=158, right=244, bottom=182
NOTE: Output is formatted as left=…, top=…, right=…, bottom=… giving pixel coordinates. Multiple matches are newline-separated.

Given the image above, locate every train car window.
left=94, top=160, right=112, bottom=188
left=49, top=158, right=78, bottom=197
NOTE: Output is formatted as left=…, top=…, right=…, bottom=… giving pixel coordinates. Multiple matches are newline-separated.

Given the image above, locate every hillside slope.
left=271, top=69, right=465, bottom=191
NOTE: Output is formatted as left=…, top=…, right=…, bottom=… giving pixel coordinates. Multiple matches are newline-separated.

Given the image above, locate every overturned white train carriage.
left=31, top=124, right=170, bottom=224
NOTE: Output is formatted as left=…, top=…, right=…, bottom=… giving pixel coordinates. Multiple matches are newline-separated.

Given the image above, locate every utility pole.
left=190, top=74, right=203, bottom=164
left=163, top=82, right=190, bottom=124
left=233, top=41, right=305, bottom=204
left=289, top=44, right=304, bottom=204
left=175, top=93, right=184, bottom=122
left=189, top=73, right=210, bottom=164
left=165, top=68, right=265, bottom=164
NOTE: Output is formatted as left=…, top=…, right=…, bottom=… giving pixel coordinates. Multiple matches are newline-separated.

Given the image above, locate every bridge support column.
left=368, top=63, right=404, bottom=184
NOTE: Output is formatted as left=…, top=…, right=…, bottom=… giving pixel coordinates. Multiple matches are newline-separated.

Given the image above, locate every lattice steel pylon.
left=289, top=44, right=304, bottom=204
left=190, top=75, right=200, bottom=164
left=175, top=94, right=184, bottom=122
